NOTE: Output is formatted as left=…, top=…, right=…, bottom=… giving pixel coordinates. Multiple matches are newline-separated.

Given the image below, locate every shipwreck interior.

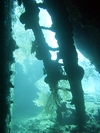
left=0, top=0, right=100, bottom=133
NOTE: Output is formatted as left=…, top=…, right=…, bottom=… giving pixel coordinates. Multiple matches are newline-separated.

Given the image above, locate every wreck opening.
left=0, top=0, right=100, bottom=133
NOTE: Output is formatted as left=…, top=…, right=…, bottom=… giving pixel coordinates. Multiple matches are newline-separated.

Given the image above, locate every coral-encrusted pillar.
left=44, top=0, right=86, bottom=127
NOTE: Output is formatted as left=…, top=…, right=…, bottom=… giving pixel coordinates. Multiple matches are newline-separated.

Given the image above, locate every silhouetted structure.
left=0, top=0, right=100, bottom=132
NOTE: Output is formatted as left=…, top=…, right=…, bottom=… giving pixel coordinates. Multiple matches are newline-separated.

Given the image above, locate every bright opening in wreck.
left=10, top=1, right=100, bottom=133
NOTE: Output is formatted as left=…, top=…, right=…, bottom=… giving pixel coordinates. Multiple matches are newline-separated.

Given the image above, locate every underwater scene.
left=10, top=1, right=100, bottom=133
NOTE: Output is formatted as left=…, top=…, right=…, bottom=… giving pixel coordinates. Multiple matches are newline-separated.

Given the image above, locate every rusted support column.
left=20, top=0, right=64, bottom=91
left=43, top=0, right=86, bottom=127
